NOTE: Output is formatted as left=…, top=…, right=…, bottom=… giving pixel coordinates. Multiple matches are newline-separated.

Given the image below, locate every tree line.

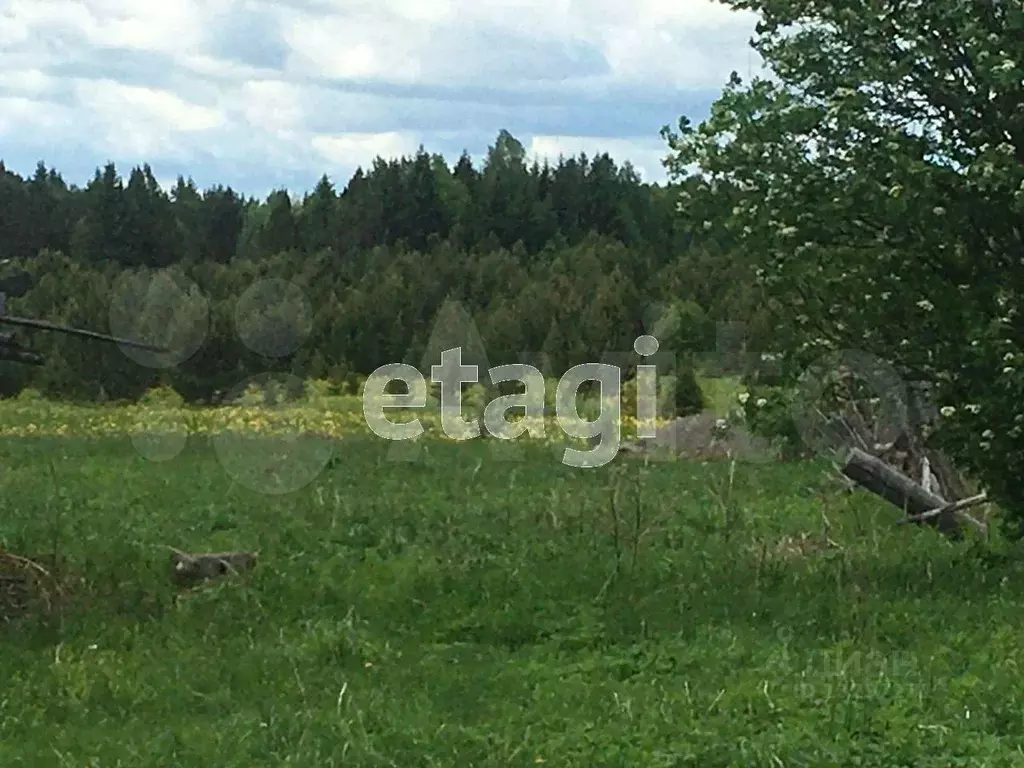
left=0, top=129, right=760, bottom=406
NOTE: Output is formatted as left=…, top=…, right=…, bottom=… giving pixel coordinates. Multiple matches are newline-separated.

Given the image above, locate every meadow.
left=1, top=384, right=1024, bottom=766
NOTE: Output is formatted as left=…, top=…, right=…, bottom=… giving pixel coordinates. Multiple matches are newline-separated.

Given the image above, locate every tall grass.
left=0, top=415, right=1020, bottom=764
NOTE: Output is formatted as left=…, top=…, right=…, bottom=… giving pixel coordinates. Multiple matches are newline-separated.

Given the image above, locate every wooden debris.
left=898, top=492, right=989, bottom=533
left=0, top=572, right=29, bottom=619
left=804, top=372, right=987, bottom=539
left=840, top=447, right=982, bottom=537
left=169, top=548, right=258, bottom=587
left=0, top=550, right=62, bottom=619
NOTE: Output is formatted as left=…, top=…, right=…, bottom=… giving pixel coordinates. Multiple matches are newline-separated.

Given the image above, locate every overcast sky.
left=0, top=0, right=762, bottom=197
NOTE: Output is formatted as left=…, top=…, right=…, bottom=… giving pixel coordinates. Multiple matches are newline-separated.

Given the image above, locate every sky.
left=0, top=0, right=763, bottom=198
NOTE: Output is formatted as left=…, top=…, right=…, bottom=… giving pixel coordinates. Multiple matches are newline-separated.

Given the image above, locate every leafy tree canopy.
left=663, top=0, right=1024, bottom=526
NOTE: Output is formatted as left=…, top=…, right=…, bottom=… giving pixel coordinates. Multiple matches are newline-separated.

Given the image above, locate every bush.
left=137, top=385, right=184, bottom=409
left=617, top=367, right=706, bottom=424
left=304, top=378, right=340, bottom=401
left=735, top=386, right=810, bottom=460
left=15, top=387, right=45, bottom=403
left=671, top=368, right=707, bottom=418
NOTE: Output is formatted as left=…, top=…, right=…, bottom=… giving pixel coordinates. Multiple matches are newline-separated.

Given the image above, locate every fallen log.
left=840, top=447, right=962, bottom=537
left=169, top=548, right=259, bottom=587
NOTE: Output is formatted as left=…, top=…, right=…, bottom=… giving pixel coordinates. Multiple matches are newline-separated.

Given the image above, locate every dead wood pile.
left=806, top=374, right=988, bottom=538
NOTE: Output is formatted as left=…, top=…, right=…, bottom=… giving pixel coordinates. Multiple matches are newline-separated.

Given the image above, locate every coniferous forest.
left=0, top=129, right=760, bottom=405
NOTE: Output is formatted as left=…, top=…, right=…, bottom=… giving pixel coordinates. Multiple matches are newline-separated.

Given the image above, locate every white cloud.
left=72, top=80, right=224, bottom=156
left=0, top=68, right=58, bottom=96
left=0, top=0, right=763, bottom=194
left=76, top=80, right=224, bottom=132
left=528, top=135, right=671, bottom=181
left=311, top=131, right=423, bottom=168
left=284, top=13, right=426, bottom=83
left=0, top=96, right=76, bottom=140
left=282, top=0, right=758, bottom=90
left=4, top=0, right=221, bottom=54
left=231, top=80, right=306, bottom=132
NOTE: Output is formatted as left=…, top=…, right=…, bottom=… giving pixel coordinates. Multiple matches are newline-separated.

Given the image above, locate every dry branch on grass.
left=169, top=548, right=259, bottom=588
left=898, top=493, right=988, bottom=528
left=751, top=531, right=843, bottom=563
left=0, top=549, right=64, bottom=618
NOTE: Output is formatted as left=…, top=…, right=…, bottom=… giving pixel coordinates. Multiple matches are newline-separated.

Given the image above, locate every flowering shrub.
left=735, top=387, right=809, bottom=460
left=664, top=0, right=1024, bottom=531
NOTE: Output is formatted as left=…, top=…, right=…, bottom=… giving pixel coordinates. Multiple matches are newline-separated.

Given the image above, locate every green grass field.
left=2, top=413, right=1024, bottom=765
